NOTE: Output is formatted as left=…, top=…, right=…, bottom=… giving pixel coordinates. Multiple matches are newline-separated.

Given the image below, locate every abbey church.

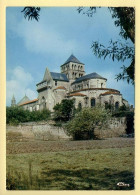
left=11, top=54, right=129, bottom=111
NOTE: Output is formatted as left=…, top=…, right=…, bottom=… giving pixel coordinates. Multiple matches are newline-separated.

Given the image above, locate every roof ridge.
left=72, top=72, right=107, bottom=84
left=19, top=99, right=38, bottom=106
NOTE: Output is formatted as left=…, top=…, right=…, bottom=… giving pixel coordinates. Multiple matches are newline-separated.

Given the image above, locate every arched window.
left=72, top=72, right=74, bottom=78
left=101, top=83, right=103, bottom=88
left=42, top=96, right=45, bottom=103
left=105, top=102, right=108, bottom=109
left=91, top=98, right=96, bottom=107
left=78, top=102, right=82, bottom=110
left=115, top=102, right=119, bottom=110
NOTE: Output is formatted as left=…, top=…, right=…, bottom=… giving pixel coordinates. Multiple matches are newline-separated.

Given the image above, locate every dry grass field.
left=6, top=131, right=134, bottom=190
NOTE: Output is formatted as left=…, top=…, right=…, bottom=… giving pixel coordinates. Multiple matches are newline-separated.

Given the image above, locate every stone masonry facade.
left=11, top=54, right=129, bottom=111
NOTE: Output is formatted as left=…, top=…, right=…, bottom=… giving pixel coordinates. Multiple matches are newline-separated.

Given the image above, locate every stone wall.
left=6, top=117, right=126, bottom=140
left=6, top=121, right=71, bottom=141
left=94, top=117, right=126, bottom=138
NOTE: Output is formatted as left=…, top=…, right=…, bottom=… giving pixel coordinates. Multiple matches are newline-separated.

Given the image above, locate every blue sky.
left=6, top=7, right=134, bottom=106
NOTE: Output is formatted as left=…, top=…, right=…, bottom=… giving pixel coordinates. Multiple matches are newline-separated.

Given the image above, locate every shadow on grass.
left=40, top=168, right=134, bottom=190
left=7, top=166, right=134, bottom=190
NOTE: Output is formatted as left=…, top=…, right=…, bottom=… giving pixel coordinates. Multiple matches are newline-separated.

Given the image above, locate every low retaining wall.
left=6, top=117, right=126, bottom=140
left=94, top=117, right=126, bottom=138
left=6, top=121, right=71, bottom=141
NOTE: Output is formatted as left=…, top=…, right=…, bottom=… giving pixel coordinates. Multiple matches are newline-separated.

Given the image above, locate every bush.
left=53, top=99, right=75, bottom=121
left=125, top=112, right=134, bottom=134
left=65, top=105, right=111, bottom=140
left=6, top=107, right=51, bottom=125
left=119, top=104, right=130, bottom=111
left=112, top=111, right=134, bottom=134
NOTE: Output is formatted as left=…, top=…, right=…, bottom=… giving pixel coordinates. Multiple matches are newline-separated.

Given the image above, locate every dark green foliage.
left=21, top=7, right=41, bottom=21
left=112, top=111, right=134, bottom=134
left=119, top=104, right=130, bottom=111
left=110, top=7, right=135, bottom=43
left=105, top=103, right=114, bottom=111
left=65, top=106, right=110, bottom=140
left=53, top=99, right=75, bottom=121
left=125, top=112, right=134, bottom=134
left=77, top=7, right=135, bottom=42
left=6, top=107, right=51, bottom=125
left=91, top=40, right=134, bottom=84
left=29, top=109, right=51, bottom=122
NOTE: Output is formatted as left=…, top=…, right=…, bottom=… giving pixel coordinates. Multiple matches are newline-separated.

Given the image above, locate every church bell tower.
left=11, top=95, right=16, bottom=107
left=61, top=54, right=85, bottom=83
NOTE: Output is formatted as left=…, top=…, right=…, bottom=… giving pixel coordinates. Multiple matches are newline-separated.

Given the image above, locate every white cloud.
left=7, top=8, right=87, bottom=57
left=8, top=16, right=82, bottom=56
left=6, top=66, right=37, bottom=106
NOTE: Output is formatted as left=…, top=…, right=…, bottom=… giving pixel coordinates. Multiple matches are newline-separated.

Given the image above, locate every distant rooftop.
left=19, top=99, right=38, bottom=106
left=100, top=91, right=120, bottom=96
left=50, top=72, right=69, bottom=82
left=54, top=86, right=66, bottom=90
left=17, top=95, right=30, bottom=106
left=72, top=72, right=107, bottom=84
left=62, top=54, right=84, bottom=66
left=68, top=92, right=86, bottom=97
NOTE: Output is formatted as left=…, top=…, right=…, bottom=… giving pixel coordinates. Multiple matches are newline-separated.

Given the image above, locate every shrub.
left=112, top=111, right=134, bottom=134
left=6, top=107, right=51, bottom=125
left=53, top=99, right=75, bottom=121
left=65, top=105, right=111, bottom=140
left=125, top=112, right=134, bottom=134
left=119, top=104, right=130, bottom=111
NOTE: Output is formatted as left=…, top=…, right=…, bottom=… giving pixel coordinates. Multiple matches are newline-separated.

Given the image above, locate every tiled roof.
left=68, top=92, right=86, bottom=97
left=62, top=54, right=84, bottom=65
left=19, top=99, right=38, bottom=106
left=54, top=86, right=66, bottom=90
left=70, top=88, right=120, bottom=93
left=100, top=91, right=120, bottom=96
left=72, top=72, right=107, bottom=84
left=50, top=72, right=69, bottom=82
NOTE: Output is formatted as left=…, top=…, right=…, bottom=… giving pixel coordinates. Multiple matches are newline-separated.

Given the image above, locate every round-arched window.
left=91, top=98, right=96, bottom=107
left=78, top=102, right=82, bottom=110
left=105, top=102, right=108, bottom=109
left=115, top=102, right=119, bottom=110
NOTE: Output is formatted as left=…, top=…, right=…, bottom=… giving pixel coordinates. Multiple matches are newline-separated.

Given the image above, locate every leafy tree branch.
left=21, top=7, right=41, bottom=21
left=77, top=7, right=135, bottom=84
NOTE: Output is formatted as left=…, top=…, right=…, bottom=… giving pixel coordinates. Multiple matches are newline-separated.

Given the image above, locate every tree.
left=65, top=105, right=111, bottom=140
left=77, top=7, right=135, bottom=84
left=53, top=99, right=75, bottom=121
left=6, top=106, right=51, bottom=125
left=21, top=7, right=41, bottom=21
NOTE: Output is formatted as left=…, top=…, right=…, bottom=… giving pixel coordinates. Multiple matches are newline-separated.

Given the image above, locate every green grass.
left=6, top=147, right=134, bottom=190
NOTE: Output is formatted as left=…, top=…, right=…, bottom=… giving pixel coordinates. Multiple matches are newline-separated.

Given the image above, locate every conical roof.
left=62, top=54, right=84, bottom=65
left=17, top=95, right=30, bottom=106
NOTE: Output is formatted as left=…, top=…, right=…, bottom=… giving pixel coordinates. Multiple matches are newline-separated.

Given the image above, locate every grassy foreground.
left=7, top=146, right=134, bottom=190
